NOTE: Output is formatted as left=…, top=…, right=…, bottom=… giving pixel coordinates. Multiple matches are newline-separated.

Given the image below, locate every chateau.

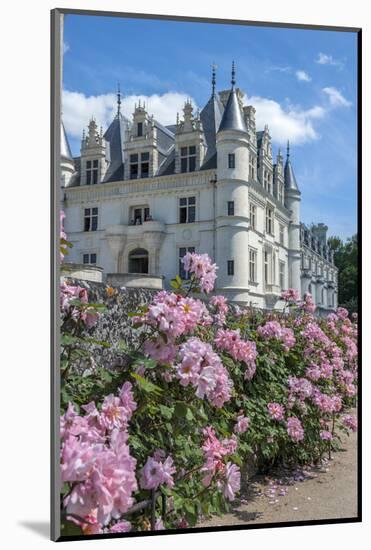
left=61, top=65, right=338, bottom=313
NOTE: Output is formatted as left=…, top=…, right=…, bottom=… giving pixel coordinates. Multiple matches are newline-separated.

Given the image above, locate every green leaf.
left=132, top=356, right=158, bottom=370
left=130, top=372, right=163, bottom=395
left=159, top=404, right=174, bottom=419
left=61, top=334, right=81, bottom=346
left=174, top=402, right=188, bottom=419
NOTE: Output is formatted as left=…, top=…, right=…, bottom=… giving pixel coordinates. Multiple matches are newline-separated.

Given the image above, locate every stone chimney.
left=312, top=223, right=328, bottom=244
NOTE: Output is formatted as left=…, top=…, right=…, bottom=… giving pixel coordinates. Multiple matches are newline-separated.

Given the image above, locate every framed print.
left=51, top=8, right=361, bottom=542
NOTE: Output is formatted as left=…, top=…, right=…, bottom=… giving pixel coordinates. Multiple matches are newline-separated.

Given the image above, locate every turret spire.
left=211, top=62, right=217, bottom=96
left=284, top=141, right=299, bottom=191
left=231, top=60, right=236, bottom=88
left=117, top=83, right=122, bottom=117
left=218, top=60, right=246, bottom=133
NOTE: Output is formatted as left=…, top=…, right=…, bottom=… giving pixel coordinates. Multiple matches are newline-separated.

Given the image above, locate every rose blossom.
left=286, top=416, right=304, bottom=442
left=223, top=462, right=241, bottom=501
left=320, top=430, right=333, bottom=441
left=268, top=402, right=285, bottom=421
left=234, top=414, right=250, bottom=433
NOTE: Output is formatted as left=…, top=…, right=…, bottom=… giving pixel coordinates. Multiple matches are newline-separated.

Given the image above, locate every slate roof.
left=218, top=88, right=246, bottom=133
left=200, top=93, right=224, bottom=164
left=63, top=88, right=299, bottom=189
left=284, top=156, right=300, bottom=191
left=103, top=113, right=128, bottom=183
left=61, top=121, right=73, bottom=160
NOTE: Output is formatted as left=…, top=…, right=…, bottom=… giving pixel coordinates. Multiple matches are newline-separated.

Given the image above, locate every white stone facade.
left=61, top=71, right=338, bottom=311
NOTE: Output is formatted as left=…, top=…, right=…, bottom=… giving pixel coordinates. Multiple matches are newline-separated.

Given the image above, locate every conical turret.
left=218, top=62, right=246, bottom=133
left=284, top=141, right=299, bottom=191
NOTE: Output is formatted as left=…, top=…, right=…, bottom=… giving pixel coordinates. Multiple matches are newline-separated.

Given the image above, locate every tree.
left=328, top=234, right=358, bottom=314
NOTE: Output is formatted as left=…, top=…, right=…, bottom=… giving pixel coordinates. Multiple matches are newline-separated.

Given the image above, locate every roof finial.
left=211, top=62, right=217, bottom=96
left=286, top=140, right=290, bottom=159
left=231, top=60, right=236, bottom=88
left=117, top=83, right=122, bottom=116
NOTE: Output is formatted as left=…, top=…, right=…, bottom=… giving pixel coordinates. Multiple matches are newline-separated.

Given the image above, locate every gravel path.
left=199, top=430, right=358, bottom=527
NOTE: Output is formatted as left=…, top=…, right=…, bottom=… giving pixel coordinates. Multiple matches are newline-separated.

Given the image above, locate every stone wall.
left=61, top=277, right=157, bottom=372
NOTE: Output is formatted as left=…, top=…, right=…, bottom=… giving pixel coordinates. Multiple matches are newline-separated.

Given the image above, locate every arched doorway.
left=128, top=248, right=149, bottom=274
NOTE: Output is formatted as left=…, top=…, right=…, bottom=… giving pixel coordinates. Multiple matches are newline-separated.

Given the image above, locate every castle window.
left=84, top=207, right=98, bottom=232
left=180, top=146, right=196, bottom=173
left=83, top=253, right=97, bottom=265
left=249, top=248, right=257, bottom=282
left=228, top=153, right=235, bottom=169
left=279, top=260, right=285, bottom=289
left=179, top=246, right=195, bottom=279
left=227, top=201, right=235, bottom=216
left=266, top=207, right=274, bottom=235
left=137, top=122, right=143, bottom=137
left=179, top=196, right=196, bottom=223
left=267, top=173, right=272, bottom=194
left=279, top=224, right=284, bottom=245
left=86, top=159, right=99, bottom=185
left=130, top=205, right=150, bottom=225
left=249, top=157, right=255, bottom=180
left=227, top=260, right=234, bottom=276
left=264, top=251, right=269, bottom=284
left=130, top=154, right=138, bottom=179
left=141, top=152, right=150, bottom=178
left=249, top=203, right=256, bottom=229
left=278, top=184, right=283, bottom=203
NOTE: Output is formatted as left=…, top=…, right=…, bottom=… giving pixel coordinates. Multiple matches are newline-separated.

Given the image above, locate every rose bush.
left=59, top=218, right=358, bottom=535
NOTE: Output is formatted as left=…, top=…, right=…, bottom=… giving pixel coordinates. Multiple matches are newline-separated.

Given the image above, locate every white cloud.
left=62, top=89, right=198, bottom=139
left=62, top=88, right=335, bottom=151
left=296, top=70, right=312, bottom=82
left=322, top=87, right=351, bottom=108
left=244, top=94, right=326, bottom=146
left=316, top=52, right=344, bottom=69
left=63, top=42, right=70, bottom=54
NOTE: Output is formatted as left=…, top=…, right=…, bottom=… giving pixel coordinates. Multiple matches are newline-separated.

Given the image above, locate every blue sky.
left=63, top=14, right=358, bottom=239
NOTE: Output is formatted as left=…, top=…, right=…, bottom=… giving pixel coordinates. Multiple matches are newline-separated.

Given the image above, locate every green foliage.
left=60, top=272, right=357, bottom=532
left=328, top=234, right=358, bottom=312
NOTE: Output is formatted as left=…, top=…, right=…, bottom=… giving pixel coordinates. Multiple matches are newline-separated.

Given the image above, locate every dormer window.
left=130, top=154, right=138, bottom=179
left=137, top=122, right=143, bottom=137
left=86, top=159, right=99, bottom=185
left=249, top=156, right=255, bottom=180
left=267, top=173, right=272, bottom=194
left=180, top=146, right=196, bottom=173
left=141, top=152, right=149, bottom=178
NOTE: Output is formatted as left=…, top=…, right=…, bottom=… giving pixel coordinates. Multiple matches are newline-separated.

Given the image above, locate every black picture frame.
left=51, top=8, right=362, bottom=542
